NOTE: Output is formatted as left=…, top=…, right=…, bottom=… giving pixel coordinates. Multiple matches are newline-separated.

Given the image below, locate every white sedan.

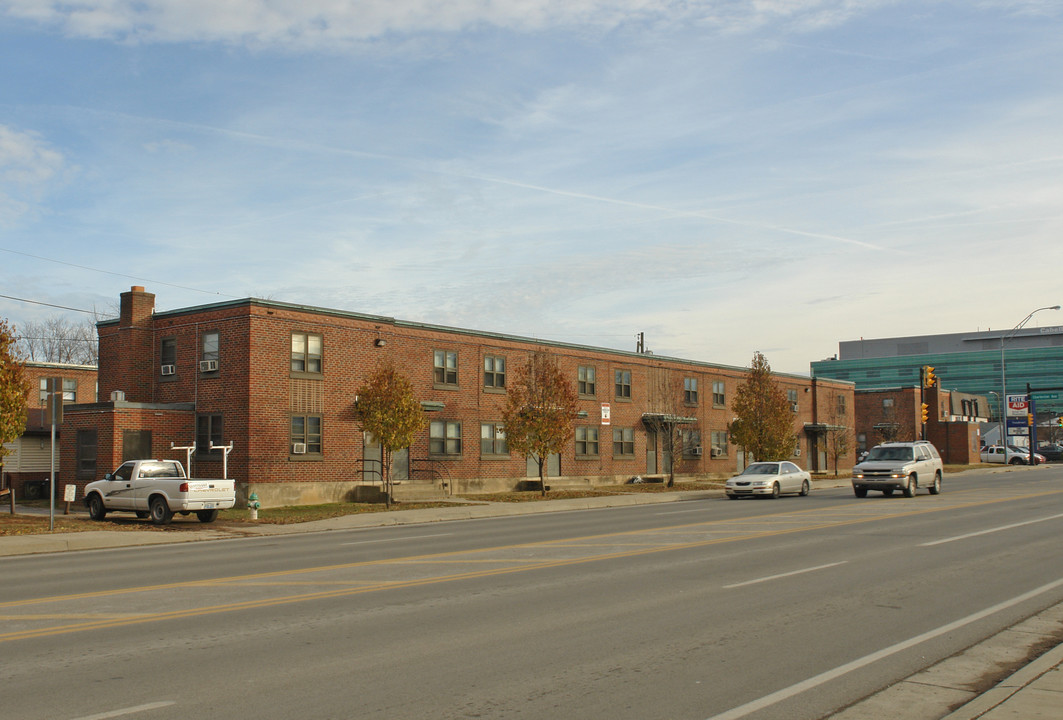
left=725, top=461, right=812, bottom=499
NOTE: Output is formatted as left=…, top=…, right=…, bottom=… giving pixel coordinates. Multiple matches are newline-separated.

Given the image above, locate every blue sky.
left=2, top=0, right=1062, bottom=374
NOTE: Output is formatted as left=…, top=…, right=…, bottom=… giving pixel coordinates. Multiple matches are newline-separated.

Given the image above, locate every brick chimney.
left=104, top=286, right=156, bottom=403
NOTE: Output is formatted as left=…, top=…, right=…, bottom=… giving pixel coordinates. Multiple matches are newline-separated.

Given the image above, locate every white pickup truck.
left=84, top=459, right=236, bottom=525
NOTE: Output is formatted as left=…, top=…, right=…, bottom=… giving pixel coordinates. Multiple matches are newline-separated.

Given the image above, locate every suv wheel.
left=903, top=474, right=917, bottom=498
left=929, top=473, right=941, bottom=495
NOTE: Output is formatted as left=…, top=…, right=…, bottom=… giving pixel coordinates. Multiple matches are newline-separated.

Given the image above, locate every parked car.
left=725, top=461, right=811, bottom=499
left=84, top=459, right=235, bottom=525
left=1036, top=444, right=1063, bottom=462
left=1009, top=445, right=1046, bottom=464
left=851, top=441, right=943, bottom=498
left=980, top=445, right=1043, bottom=465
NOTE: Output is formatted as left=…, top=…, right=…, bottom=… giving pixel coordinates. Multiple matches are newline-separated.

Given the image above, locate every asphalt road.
left=2, top=466, right=1062, bottom=720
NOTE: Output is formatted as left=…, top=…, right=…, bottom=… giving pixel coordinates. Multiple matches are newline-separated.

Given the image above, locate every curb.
left=941, top=639, right=1063, bottom=720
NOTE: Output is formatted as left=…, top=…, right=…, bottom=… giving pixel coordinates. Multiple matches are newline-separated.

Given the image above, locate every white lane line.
left=656, top=508, right=710, bottom=515
left=340, top=533, right=452, bottom=546
left=920, top=513, right=1063, bottom=547
left=71, top=701, right=177, bottom=720
left=705, top=576, right=1063, bottom=720
left=723, top=562, right=847, bottom=589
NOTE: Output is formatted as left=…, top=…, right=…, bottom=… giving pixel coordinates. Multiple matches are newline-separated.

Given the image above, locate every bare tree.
left=16, top=314, right=99, bottom=365
left=644, top=368, right=698, bottom=487
left=825, top=391, right=852, bottom=476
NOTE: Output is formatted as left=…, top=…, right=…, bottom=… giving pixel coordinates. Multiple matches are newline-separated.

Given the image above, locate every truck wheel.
left=1009, top=457, right=1023, bottom=465
left=149, top=496, right=173, bottom=526
left=854, top=487, right=868, bottom=498
left=929, top=473, right=942, bottom=495
left=903, top=475, right=917, bottom=498
left=87, top=494, right=107, bottom=521
left=196, top=509, right=219, bottom=523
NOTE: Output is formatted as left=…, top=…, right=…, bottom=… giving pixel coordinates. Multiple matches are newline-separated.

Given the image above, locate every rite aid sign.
left=1006, top=394, right=1029, bottom=417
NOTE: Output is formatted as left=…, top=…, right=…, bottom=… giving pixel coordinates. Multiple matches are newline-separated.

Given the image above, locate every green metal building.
left=811, top=327, right=1063, bottom=421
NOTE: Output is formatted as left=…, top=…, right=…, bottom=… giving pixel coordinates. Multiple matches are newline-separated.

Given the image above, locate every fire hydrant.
left=247, top=492, right=260, bottom=520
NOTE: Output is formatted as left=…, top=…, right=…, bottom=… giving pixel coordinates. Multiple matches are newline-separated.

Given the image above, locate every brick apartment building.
left=0, top=361, right=97, bottom=499
left=60, top=286, right=855, bottom=507
left=854, top=385, right=986, bottom=464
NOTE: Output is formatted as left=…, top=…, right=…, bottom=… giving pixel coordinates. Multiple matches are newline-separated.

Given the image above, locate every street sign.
left=1006, top=395, right=1029, bottom=417
left=1031, top=392, right=1061, bottom=400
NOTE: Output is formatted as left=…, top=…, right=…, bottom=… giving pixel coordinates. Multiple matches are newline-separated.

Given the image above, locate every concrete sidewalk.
left=2, top=487, right=1061, bottom=720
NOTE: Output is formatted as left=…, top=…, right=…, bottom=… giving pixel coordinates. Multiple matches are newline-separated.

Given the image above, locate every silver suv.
left=851, top=441, right=943, bottom=498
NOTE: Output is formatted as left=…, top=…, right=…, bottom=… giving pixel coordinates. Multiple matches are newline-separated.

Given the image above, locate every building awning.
left=803, top=422, right=848, bottom=433
left=642, top=413, right=698, bottom=428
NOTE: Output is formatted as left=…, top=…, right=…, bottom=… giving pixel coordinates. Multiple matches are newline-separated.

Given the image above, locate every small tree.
left=502, top=352, right=578, bottom=496
left=352, top=362, right=425, bottom=508
left=728, top=351, right=797, bottom=462
left=645, top=368, right=697, bottom=487
left=825, top=392, right=852, bottom=477
left=1, top=319, right=30, bottom=487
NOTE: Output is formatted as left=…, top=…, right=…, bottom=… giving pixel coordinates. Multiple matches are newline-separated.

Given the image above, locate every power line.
left=0, top=247, right=238, bottom=298
left=0, top=293, right=101, bottom=315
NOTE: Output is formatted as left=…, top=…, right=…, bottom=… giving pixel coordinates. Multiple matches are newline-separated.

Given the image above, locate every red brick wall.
left=75, top=291, right=856, bottom=501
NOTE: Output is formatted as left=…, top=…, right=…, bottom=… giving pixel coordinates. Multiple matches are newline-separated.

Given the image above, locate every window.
left=76, top=429, right=97, bottom=480
left=578, top=366, right=596, bottom=396
left=883, top=398, right=894, bottom=408
left=161, top=337, right=176, bottom=374
left=201, top=331, right=219, bottom=371
left=484, top=356, right=505, bottom=389
left=430, top=421, right=462, bottom=456
left=684, top=377, right=698, bottom=404
left=681, top=430, right=701, bottom=458
left=711, top=430, right=728, bottom=458
left=836, top=394, right=846, bottom=414
left=196, top=414, right=224, bottom=456
left=613, top=427, right=634, bottom=457
left=480, top=423, right=507, bottom=455
left=434, top=350, right=458, bottom=387
left=39, top=378, right=76, bottom=404
left=788, top=389, right=798, bottom=411
left=291, top=415, right=322, bottom=455
left=615, top=369, right=631, bottom=399
left=713, top=381, right=725, bottom=406
left=575, top=426, right=599, bottom=456
left=291, top=332, right=323, bottom=373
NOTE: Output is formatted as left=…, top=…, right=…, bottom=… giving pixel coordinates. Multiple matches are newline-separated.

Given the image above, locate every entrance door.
left=526, top=453, right=560, bottom=478
left=646, top=431, right=657, bottom=474
left=363, top=434, right=409, bottom=482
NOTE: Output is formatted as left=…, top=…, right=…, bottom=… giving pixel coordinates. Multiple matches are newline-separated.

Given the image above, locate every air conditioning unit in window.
left=711, top=448, right=722, bottom=458
left=691, top=446, right=702, bottom=456
left=160, top=364, right=176, bottom=376
left=791, top=402, right=799, bottom=412
left=199, top=360, right=218, bottom=372
left=794, top=448, right=802, bottom=456
left=291, top=443, right=307, bottom=455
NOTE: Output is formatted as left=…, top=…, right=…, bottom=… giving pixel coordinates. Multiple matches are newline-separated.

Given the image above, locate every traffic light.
left=1028, top=413, right=1034, bottom=427
left=923, top=366, right=936, bottom=388
left=921, top=402, right=929, bottom=423
left=1058, top=417, right=1063, bottom=428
